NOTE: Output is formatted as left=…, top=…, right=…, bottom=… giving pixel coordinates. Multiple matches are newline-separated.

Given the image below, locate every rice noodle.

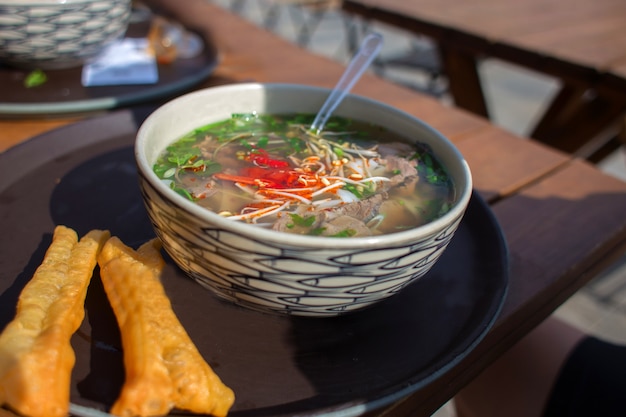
left=312, top=198, right=344, bottom=208
left=358, top=176, right=391, bottom=184
left=325, top=176, right=389, bottom=186
left=259, top=190, right=312, bottom=205
left=226, top=201, right=290, bottom=222
left=311, top=181, right=346, bottom=197
left=366, top=214, right=386, bottom=230
left=235, top=182, right=258, bottom=196
left=336, top=189, right=359, bottom=203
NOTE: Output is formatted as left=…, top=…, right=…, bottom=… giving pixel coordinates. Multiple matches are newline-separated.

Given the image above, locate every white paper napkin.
left=82, top=38, right=159, bottom=87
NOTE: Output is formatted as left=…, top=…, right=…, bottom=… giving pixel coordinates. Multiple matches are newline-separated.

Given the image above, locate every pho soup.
left=153, top=113, right=455, bottom=237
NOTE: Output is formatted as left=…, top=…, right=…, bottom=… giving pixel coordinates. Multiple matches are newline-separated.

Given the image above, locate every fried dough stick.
left=97, top=237, right=235, bottom=417
left=0, top=226, right=110, bottom=417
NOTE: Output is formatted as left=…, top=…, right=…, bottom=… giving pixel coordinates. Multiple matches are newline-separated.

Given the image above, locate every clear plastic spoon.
left=309, top=32, right=383, bottom=134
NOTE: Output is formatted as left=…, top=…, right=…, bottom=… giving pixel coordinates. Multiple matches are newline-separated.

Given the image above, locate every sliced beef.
left=384, top=155, right=418, bottom=187
left=329, top=192, right=387, bottom=223
left=317, top=215, right=372, bottom=237
left=272, top=192, right=387, bottom=235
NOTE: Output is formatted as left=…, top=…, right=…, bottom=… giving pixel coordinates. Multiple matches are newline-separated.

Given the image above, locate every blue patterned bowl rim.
left=0, top=0, right=114, bottom=5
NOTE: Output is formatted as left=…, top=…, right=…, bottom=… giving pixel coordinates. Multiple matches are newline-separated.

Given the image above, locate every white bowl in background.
left=0, top=0, right=131, bottom=70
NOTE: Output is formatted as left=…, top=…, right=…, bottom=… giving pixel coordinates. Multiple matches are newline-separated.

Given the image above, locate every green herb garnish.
left=288, top=213, right=316, bottom=227
left=331, top=229, right=357, bottom=238
left=24, top=69, right=47, bottom=88
left=412, top=149, right=449, bottom=185
left=154, top=135, right=221, bottom=182
left=309, top=227, right=327, bottom=236
left=257, top=135, right=269, bottom=149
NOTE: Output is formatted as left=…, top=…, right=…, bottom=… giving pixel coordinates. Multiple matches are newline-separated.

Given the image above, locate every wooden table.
left=2, top=2, right=626, bottom=416
left=342, top=0, right=626, bottom=162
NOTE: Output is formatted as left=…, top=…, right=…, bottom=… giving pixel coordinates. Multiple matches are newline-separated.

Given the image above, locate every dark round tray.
left=0, top=15, right=217, bottom=118
left=0, top=110, right=509, bottom=417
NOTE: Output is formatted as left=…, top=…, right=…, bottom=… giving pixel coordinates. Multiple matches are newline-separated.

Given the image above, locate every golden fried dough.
left=0, top=226, right=110, bottom=417
left=97, top=237, right=235, bottom=417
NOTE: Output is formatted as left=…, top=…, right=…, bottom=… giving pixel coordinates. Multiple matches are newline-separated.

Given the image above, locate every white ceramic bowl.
left=0, top=0, right=131, bottom=70
left=135, top=83, right=473, bottom=317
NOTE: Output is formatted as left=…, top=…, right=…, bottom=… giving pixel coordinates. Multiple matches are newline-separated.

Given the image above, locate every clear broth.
left=153, top=113, right=455, bottom=237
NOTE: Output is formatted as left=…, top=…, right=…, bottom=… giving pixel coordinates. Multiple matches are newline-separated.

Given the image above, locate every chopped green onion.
left=331, top=229, right=357, bottom=238
left=24, top=69, right=47, bottom=88
left=288, top=213, right=316, bottom=227
left=257, top=136, right=269, bottom=148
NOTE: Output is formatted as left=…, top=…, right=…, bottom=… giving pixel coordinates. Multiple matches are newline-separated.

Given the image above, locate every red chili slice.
left=241, top=167, right=301, bottom=189
left=246, top=149, right=290, bottom=168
